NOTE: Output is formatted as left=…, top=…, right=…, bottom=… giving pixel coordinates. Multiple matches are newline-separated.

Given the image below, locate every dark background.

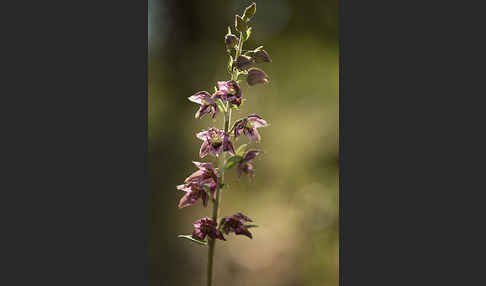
left=149, top=0, right=339, bottom=285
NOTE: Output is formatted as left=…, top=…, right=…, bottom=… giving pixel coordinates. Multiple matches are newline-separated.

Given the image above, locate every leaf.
left=236, top=144, right=248, bottom=156
left=225, top=155, right=242, bottom=169
left=178, top=235, right=208, bottom=246
left=245, top=225, right=258, bottom=229
left=254, top=46, right=264, bottom=51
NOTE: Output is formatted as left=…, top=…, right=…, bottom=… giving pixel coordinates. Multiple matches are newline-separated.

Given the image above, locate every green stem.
left=207, top=31, right=243, bottom=286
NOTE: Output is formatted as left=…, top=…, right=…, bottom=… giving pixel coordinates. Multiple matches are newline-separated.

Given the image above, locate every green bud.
left=243, top=3, right=256, bottom=21
left=235, top=15, right=247, bottom=33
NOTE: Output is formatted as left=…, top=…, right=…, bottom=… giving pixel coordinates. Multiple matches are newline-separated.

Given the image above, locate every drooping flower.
left=234, top=55, right=253, bottom=70
left=188, top=91, right=219, bottom=119
left=237, top=150, right=261, bottom=178
left=197, top=128, right=235, bottom=158
left=217, top=80, right=242, bottom=107
left=192, top=217, right=226, bottom=241
left=185, top=161, right=219, bottom=186
left=233, top=114, right=269, bottom=142
left=221, top=212, right=253, bottom=239
left=246, top=68, right=269, bottom=86
left=177, top=179, right=216, bottom=209
left=252, top=50, right=271, bottom=63
left=225, top=34, right=239, bottom=50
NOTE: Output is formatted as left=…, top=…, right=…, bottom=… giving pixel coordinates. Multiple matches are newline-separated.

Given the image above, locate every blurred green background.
left=149, top=0, right=338, bottom=285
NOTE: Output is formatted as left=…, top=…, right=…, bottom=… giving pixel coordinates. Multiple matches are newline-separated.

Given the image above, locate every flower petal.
left=248, top=114, right=269, bottom=128
left=188, top=91, right=211, bottom=104
left=199, top=140, right=210, bottom=158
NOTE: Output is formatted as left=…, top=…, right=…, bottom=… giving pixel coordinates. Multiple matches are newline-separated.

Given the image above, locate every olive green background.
left=149, top=0, right=338, bottom=285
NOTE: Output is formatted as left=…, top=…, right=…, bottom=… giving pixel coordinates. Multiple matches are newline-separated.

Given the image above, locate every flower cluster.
left=177, top=2, right=270, bottom=261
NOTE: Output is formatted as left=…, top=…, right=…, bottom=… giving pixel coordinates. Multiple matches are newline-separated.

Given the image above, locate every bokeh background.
left=149, top=0, right=338, bottom=285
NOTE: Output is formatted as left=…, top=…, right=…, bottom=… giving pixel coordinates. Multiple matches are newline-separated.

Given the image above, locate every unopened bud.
left=246, top=68, right=269, bottom=86
left=252, top=50, right=271, bottom=63
left=234, top=55, right=253, bottom=71
left=225, top=34, right=239, bottom=50
left=243, top=3, right=256, bottom=21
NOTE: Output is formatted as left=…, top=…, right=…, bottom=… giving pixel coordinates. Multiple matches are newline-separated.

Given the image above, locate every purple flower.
left=221, top=212, right=253, bottom=239
left=233, top=114, right=269, bottom=142
left=246, top=68, right=269, bottom=86
left=192, top=217, right=226, bottom=241
left=197, top=128, right=235, bottom=158
left=188, top=91, right=219, bottom=119
left=185, top=161, right=219, bottom=186
left=177, top=179, right=216, bottom=209
left=217, top=80, right=242, bottom=107
left=237, top=150, right=261, bottom=178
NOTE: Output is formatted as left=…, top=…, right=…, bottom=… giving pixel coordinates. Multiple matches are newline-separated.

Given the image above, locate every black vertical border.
left=1, top=0, right=149, bottom=285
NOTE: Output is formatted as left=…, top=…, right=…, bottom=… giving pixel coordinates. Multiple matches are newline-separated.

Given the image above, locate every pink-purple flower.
left=221, top=213, right=253, bottom=239
left=177, top=180, right=216, bottom=209
left=217, top=80, right=242, bottom=107
left=233, top=114, right=269, bottom=142
left=197, top=128, right=235, bottom=158
left=188, top=91, right=219, bottom=119
left=185, top=161, right=219, bottom=186
left=192, top=217, right=226, bottom=241
left=237, top=150, right=261, bottom=178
